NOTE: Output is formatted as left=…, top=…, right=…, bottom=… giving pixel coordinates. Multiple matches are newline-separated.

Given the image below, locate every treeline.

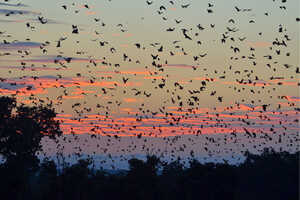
left=0, top=149, right=298, bottom=200
left=0, top=97, right=298, bottom=200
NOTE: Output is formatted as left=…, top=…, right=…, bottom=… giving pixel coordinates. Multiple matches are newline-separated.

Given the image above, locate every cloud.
left=0, top=17, right=66, bottom=25
left=0, top=18, right=27, bottom=23
left=0, top=75, right=122, bottom=96
left=247, top=41, right=271, bottom=48
left=0, top=41, right=42, bottom=50
left=29, top=18, right=67, bottom=25
left=164, top=64, right=198, bottom=69
left=50, top=105, right=300, bottom=136
left=0, top=8, right=40, bottom=16
left=12, top=55, right=103, bottom=64
left=284, top=96, right=300, bottom=102
left=0, top=2, right=28, bottom=7
left=0, top=65, right=67, bottom=71
left=124, top=98, right=138, bottom=103
left=0, top=81, right=27, bottom=90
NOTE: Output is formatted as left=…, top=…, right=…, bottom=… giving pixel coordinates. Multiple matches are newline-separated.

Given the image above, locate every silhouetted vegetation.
left=0, top=151, right=298, bottom=200
left=0, top=96, right=62, bottom=200
left=0, top=96, right=298, bottom=200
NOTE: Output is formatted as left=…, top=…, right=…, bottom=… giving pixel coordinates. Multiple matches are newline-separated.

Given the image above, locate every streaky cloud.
left=0, top=81, right=28, bottom=90
left=0, top=65, right=67, bottom=71
left=30, top=18, right=67, bottom=25
left=0, top=41, right=42, bottom=50
left=0, top=2, right=29, bottom=7
left=0, top=19, right=27, bottom=23
left=164, top=64, right=198, bottom=68
left=6, top=55, right=103, bottom=64
left=0, top=8, right=40, bottom=16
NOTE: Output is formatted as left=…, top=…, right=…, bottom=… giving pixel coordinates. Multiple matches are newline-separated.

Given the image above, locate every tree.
left=127, top=155, right=162, bottom=200
left=0, top=96, right=62, bottom=199
left=128, top=155, right=161, bottom=178
left=0, top=96, right=62, bottom=161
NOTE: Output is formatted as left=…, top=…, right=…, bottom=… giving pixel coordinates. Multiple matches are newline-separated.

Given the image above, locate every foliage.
left=0, top=96, right=62, bottom=160
left=0, top=96, right=62, bottom=200
left=0, top=150, right=298, bottom=200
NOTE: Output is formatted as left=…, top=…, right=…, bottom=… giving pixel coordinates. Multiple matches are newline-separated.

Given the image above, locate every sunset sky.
left=0, top=0, right=299, bottom=168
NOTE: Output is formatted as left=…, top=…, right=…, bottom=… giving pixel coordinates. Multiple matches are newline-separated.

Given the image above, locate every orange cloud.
left=124, top=98, right=137, bottom=103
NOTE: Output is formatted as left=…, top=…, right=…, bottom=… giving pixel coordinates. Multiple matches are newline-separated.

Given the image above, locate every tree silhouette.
left=127, top=155, right=162, bottom=200
left=0, top=96, right=62, bottom=200
left=128, top=155, right=161, bottom=178
left=0, top=96, right=62, bottom=161
left=33, top=159, right=58, bottom=200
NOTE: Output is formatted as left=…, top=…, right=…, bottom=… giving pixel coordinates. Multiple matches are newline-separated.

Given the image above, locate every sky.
left=0, top=0, right=299, bottom=168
